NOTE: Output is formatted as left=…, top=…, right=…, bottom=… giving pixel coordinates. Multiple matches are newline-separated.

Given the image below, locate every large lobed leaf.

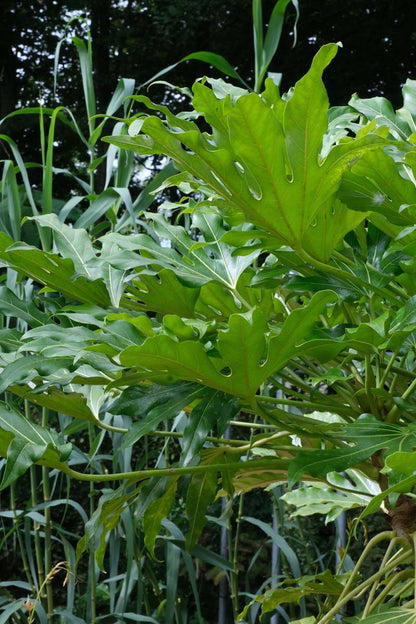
left=105, top=44, right=386, bottom=261
left=119, top=291, right=336, bottom=403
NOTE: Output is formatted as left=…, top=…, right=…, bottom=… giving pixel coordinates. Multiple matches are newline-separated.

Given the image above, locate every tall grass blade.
left=140, top=51, right=250, bottom=91
left=242, top=516, right=301, bottom=578
left=252, top=0, right=264, bottom=91
left=253, top=0, right=299, bottom=92
left=165, top=541, right=180, bottom=624
left=1, top=161, right=21, bottom=240
left=0, top=134, right=39, bottom=217
left=73, top=36, right=96, bottom=133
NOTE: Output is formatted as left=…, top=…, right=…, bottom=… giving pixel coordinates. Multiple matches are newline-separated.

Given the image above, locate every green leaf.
left=127, top=269, right=200, bottom=318
left=110, top=213, right=259, bottom=290
left=30, top=214, right=96, bottom=277
left=288, top=420, right=416, bottom=485
left=0, top=402, right=72, bottom=489
left=285, top=274, right=360, bottom=301
left=0, top=286, right=48, bottom=327
left=77, top=484, right=141, bottom=570
left=263, top=290, right=338, bottom=375
left=7, top=385, right=97, bottom=422
left=74, top=188, right=132, bottom=230
left=339, top=150, right=416, bottom=232
left=119, top=291, right=336, bottom=402
left=116, top=382, right=205, bottom=449
left=0, top=240, right=111, bottom=306
left=238, top=586, right=304, bottom=622
left=0, top=329, right=23, bottom=352
left=254, top=0, right=299, bottom=92
left=238, top=570, right=342, bottom=622
left=301, top=199, right=369, bottom=262
left=1, top=437, right=47, bottom=490
left=185, top=462, right=218, bottom=551
left=349, top=93, right=410, bottom=140
left=181, top=390, right=239, bottom=466
left=0, top=354, right=74, bottom=394
left=231, top=457, right=289, bottom=493
left=360, top=472, right=416, bottom=520
left=385, top=450, right=416, bottom=475
left=353, top=608, right=416, bottom=624
left=244, top=515, right=302, bottom=577
left=143, top=477, right=178, bottom=559
left=344, top=312, right=390, bottom=352
left=281, top=483, right=373, bottom=521
left=106, top=45, right=386, bottom=257
left=140, top=51, right=249, bottom=91
left=73, top=36, right=96, bottom=123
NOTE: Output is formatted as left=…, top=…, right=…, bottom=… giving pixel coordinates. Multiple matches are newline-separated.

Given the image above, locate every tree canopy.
left=2, top=0, right=416, bottom=118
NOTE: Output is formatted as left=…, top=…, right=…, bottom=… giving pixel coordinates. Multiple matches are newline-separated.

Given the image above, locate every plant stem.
left=257, top=394, right=353, bottom=416
left=318, top=532, right=409, bottom=624
left=386, top=374, right=416, bottom=422
left=361, top=535, right=397, bottom=617
left=230, top=493, right=244, bottom=620
left=229, top=420, right=278, bottom=430
left=41, top=409, right=54, bottom=622
left=378, top=349, right=400, bottom=389
left=30, top=467, right=45, bottom=595
left=219, top=425, right=231, bottom=624
left=297, top=248, right=399, bottom=304
left=62, top=457, right=289, bottom=484
left=10, top=482, right=35, bottom=592
left=87, top=422, right=97, bottom=624
left=413, top=532, right=416, bottom=611
left=367, top=570, right=413, bottom=614
left=365, top=353, right=379, bottom=416
left=146, top=429, right=249, bottom=447
left=27, top=397, right=45, bottom=603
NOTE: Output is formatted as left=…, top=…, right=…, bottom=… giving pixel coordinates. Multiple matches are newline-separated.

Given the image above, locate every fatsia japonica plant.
left=2, top=42, right=416, bottom=622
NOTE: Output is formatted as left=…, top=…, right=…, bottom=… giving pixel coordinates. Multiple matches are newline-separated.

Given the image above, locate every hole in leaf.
left=220, top=366, right=232, bottom=376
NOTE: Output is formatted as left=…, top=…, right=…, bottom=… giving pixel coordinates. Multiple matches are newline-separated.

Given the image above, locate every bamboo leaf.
left=0, top=402, right=71, bottom=489
left=289, top=419, right=416, bottom=485
left=140, top=51, right=249, bottom=90
left=181, top=390, right=240, bottom=466
left=116, top=382, right=205, bottom=449
left=243, top=515, right=301, bottom=577
left=73, top=36, right=96, bottom=126
left=185, top=459, right=219, bottom=551
left=143, top=477, right=178, bottom=559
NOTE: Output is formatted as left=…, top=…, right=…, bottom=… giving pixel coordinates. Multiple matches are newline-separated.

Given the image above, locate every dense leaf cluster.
left=2, top=31, right=416, bottom=622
